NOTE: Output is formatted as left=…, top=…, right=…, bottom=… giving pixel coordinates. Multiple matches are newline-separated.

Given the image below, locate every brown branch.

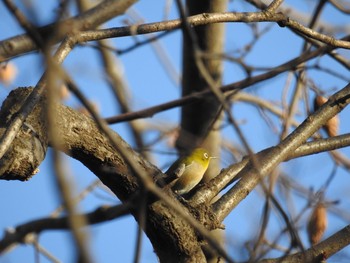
left=71, top=11, right=350, bottom=49
left=288, top=133, right=350, bottom=160
left=0, top=0, right=138, bottom=61
left=212, top=82, right=350, bottom=222
left=259, top=224, right=350, bottom=263
left=180, top=85, right=350, bottom=213
left=328, top=0, right=350, bottom=14
left=2, top=5, right=350, bottom=62
left=63, top=78, right=234, bottom=261
left=190, top=133, right=350, bottom=208
left=0, top=86, right=234, bottom=262
left=0, top=204, right=131, bottom=254
left=2, top=0, right=45, bottom=48
left=105, top=37, right=349, bottom=125
left=265, top=0, right=284, bottom=13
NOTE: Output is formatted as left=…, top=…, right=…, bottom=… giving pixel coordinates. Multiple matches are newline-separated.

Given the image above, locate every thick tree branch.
left=0, top=87, right=233, bottom=263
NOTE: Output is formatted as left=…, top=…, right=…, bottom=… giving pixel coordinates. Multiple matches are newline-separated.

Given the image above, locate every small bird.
left=165, top=148, right=214, bottom=195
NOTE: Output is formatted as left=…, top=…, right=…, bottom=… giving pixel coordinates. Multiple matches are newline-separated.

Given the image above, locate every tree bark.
left=0, top=87, right=214, bottom=262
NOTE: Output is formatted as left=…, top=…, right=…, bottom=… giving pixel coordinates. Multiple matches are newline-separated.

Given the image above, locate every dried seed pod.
left=307, top=203, right=328, bottom=245
left=0, top=63, right=17, bottom=85
left=59, top=84, right=70, bottom=100
left=325, top=113, right=339, bottom=137
left=314, top=95, right=327, bottom=110
left=314, top=95, right=339, bottom=137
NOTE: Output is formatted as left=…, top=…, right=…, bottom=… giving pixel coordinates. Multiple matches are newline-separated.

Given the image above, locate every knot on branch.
left=277, top=14, right=289, bottom=28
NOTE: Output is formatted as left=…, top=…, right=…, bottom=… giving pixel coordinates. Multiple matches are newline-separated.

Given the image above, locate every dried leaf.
left=325, top=114, right=339, bottom=137
left=314, top=95, right=339, bottom=137
left=307, top=203, right=328, bottom=245
left=314, top=95, right=327, bottom=110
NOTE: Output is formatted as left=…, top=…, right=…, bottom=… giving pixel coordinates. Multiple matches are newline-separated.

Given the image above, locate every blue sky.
left=0, top=1, right=350, bottom=262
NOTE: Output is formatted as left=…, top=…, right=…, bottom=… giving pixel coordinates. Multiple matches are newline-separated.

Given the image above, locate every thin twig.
left=104, top=36, right=350, bottom=125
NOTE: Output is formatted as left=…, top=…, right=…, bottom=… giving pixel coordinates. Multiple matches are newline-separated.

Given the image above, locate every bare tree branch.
left=105, top=36, right=349, bottom=125
left=0, top=204, right=131, bottom=254
left=213, top=83, right=350, bottom=221
left=0, top=0, right=138, bottom=61
left=2, top=4, right=350, bottom=62
left=260, top=225, right=350, bottom=263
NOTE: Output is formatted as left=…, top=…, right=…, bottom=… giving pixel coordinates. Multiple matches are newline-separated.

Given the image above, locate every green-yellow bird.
left=165, top=148, right=214, bottom=195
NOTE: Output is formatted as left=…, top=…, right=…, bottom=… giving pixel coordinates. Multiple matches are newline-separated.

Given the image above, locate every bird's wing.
left=171, top=159, right=194, bottom=178
left=165, top=158, right=194, bottom=179
left=172, top=163, right=186, bottom=178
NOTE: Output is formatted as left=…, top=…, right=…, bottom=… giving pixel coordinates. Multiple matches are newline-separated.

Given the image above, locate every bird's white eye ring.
left=204, top=153, right=209, bottom=159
